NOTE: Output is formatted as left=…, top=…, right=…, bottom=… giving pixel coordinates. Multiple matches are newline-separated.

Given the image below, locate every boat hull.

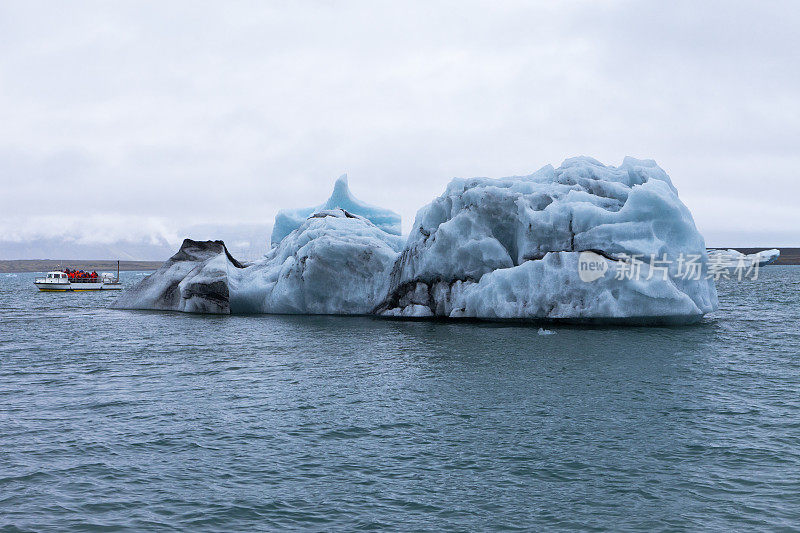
left=35, top=281, right=122, bottom=291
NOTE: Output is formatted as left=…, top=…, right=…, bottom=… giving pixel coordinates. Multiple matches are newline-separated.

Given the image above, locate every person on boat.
left=91, top=271, right=98, bottom=280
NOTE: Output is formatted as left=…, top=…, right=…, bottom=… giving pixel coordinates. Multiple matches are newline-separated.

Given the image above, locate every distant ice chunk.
left=706, top=248, right=780, bottom=268
left=757, top=248, right=780, bottom=265
left=270, top=174, right=402, bottom=245
left=538, top=328, right=556, bottom=335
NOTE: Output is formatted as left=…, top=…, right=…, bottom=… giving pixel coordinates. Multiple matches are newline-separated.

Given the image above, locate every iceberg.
left=113, top=158, right=719, bottom=324
left=757, top=248, right=781, bottom=265
left=377, top=157, right=717, bottom=323
left=706, top=248, right=780, bottom=268
left=270, top=174, right=402, bottom=245
left=110, top=239, right=244, bottom=314
left=114, top=211, right=403, bottom=315
left=230, top=209, right=404, bottom=314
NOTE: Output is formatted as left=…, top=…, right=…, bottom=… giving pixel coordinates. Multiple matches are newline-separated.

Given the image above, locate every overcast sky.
left=1, top=0, right=798, bottom=250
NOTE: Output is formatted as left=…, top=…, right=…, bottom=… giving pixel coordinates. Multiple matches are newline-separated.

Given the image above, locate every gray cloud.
left=1, top=0, right=798, bottom=257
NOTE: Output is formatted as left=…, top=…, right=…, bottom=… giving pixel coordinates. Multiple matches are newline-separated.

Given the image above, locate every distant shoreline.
left=2, top=247, right=800, bottom=273
left=0, top=260, right=164, bottom=273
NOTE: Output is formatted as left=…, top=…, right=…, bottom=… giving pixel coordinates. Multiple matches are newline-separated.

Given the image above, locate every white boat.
left=34, top=270, right=122, bottom=291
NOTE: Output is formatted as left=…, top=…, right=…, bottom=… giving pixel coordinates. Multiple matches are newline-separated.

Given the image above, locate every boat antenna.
left=117, top=260, right=120, bottom=282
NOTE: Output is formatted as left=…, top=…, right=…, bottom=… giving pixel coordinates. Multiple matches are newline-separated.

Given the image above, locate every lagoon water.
left=1, top=268, right=799, bottom=531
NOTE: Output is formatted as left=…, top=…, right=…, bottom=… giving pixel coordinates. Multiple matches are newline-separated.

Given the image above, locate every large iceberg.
left=113, top=158, right=719, bottom=324
left=270, top=174, right=402, bottom=245
left=377, top=157, right=717, bottom=322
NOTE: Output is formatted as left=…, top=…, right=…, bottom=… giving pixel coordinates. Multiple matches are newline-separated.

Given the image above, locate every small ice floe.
left=538, top=328, right=556, bottom=336
left=706, top=248, right=780, bottom=268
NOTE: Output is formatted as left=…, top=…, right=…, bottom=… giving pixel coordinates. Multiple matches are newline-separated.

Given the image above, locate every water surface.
left=1, top=269, right=799, bottom=530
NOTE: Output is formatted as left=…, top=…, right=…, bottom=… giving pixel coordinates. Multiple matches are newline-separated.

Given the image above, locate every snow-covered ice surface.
left=114, top=157, right=719, bottom=324
left=378, top=157, right=717, bottom=323
left=270, top=175, right=402, bottom=245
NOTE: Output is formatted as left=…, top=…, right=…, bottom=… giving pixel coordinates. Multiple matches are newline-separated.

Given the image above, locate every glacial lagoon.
left=1, top=268, right=799, bottom=530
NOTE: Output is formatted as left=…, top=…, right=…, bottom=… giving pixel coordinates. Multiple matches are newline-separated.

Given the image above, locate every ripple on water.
left=1, top=269, right=800, bottom=530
